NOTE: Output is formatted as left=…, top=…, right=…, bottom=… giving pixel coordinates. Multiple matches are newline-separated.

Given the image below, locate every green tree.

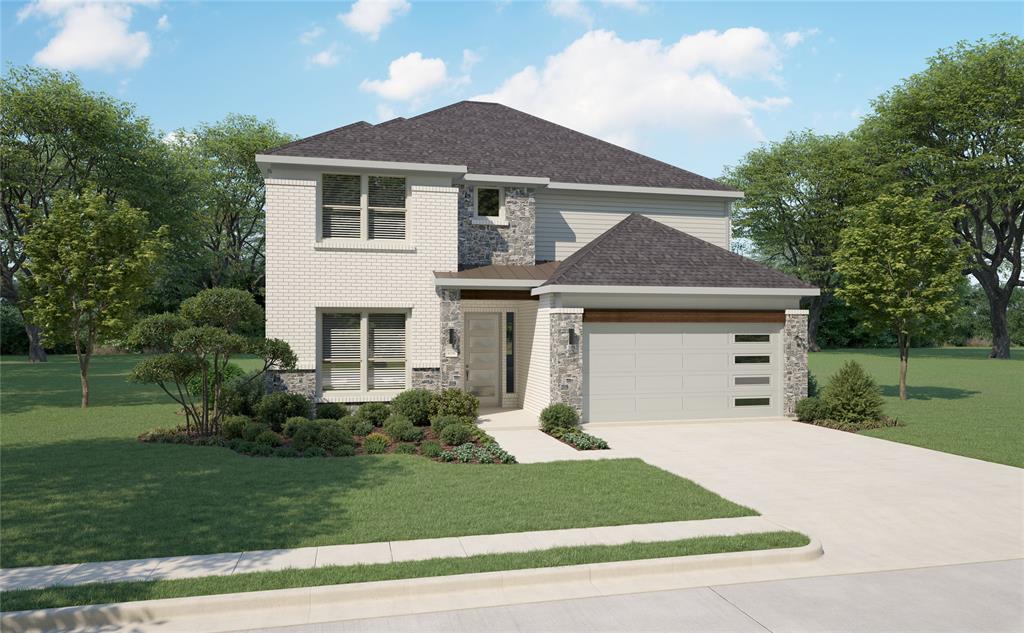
left=169, top=115, right=293, bottom=298
left=860, top=35, right=1024, bottom=358
left=835, top=195, right=966, bottom=400
left=724, top=131, right=871, bottom=350
left=21, top=192, right=169, bottom=407
left=1, top=65, right=197, bottom=360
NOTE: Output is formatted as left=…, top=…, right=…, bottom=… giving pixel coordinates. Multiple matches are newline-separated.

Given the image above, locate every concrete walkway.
left=0, top=515, right=787, bottom=592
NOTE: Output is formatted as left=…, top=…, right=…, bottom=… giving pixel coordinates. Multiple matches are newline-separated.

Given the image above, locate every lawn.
left=0, top=532, right=809, bottom=612
left=808, top=347, right=1024, bottom=468
left=0, top=355, right=754, bottom=569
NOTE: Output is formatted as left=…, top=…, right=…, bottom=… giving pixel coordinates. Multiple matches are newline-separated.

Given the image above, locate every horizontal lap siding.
left=535, top=190, right=731, bottom=261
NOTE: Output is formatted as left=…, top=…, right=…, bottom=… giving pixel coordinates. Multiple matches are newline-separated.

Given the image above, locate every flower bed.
left=546, top=427, right=610, bottom=450
left=538, top=403, right=610, bottom=451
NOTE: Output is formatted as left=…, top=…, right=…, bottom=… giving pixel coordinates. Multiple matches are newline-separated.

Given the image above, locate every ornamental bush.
left=316, top=402, right=348, bottom=420
left=343, top=416, right=374, bottom=436
left=430, top=389, right=479, bottom=419
left=282, top=416, right=310, bottom=438
left=431, top=414, right=473, bottom=435
left=420, top=440, right=443, bottom=458
left=241, top=420, right=269, bottom=442
left=440, top=423, right=473, bottom=446
left=256, top=392, right=310, bottom=431
left=254, top=430, right=282, bottom=448
left=539, top=403, right=579, bottom=433
left=221, top=415, right=250, bottom=440
left=363, top=432, right=390, bottom=454
left=222, top=370, right=265, bottom=417
left=316, top=422, right=354, bottom=454
left=383, top=415, right=423, bottom=442
left=794, top=396, right=827, bottom=422
left=394, top=443, right=417, bottom=454
left=355, top=402, right=390, bottom=426
left=390, top=389, right=435, bottom=426
left=821, top=361, right=884, bottom=425
left=560, top=430, right=609, bottom=450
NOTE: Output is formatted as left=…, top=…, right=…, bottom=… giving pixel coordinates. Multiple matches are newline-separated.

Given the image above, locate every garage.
left=583, top=321, right=783, bottom=423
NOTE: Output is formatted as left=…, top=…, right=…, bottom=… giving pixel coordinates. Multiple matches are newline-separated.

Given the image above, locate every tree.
left=1, top=65, right=196, bottom=360
left=860, top=35, right=1024, bottom=358
left=128, top=288, right=296, bottom=436
left=723, top=132, right=872, bottom=351
left=21, top=192, right=169, bottom=407
left=835, top=195, right=966, bottom=399
left=169, top=115, right=294, bottom=298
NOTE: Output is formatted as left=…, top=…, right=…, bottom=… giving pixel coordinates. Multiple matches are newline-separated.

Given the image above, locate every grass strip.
left=1, top=531, right=808, bottom=612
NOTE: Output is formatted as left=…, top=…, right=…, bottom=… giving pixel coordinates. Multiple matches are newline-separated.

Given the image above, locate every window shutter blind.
left=322, top=313, right=360, bottom=390
left=368, top=176, right=406, bottom=240
left=322, top=174, right=361, bottom=239
left=368, top=313, right=406, bottom=389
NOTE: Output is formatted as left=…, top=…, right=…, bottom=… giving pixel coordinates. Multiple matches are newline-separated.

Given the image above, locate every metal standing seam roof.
left=264, top=101, right=739, bottom=192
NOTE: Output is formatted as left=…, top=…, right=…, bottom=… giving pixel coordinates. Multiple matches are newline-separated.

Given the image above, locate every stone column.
left=783, top=309, right=809, bottom=416
left=549, top=308, right=584, bottom=416
left=439, top=287, right=464, bottom=389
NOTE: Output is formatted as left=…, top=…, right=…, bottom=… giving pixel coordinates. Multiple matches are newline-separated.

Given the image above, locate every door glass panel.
left=734, top=334, right=770, bottom=343
left=735, top=355, right=771, bottom=364
left=505, top=312, right=515, bottom=393
left=735, top=376, right=771, bottom=386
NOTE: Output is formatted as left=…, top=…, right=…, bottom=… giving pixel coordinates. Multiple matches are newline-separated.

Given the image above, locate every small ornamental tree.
left=128, top=288, right=296, bottom=436
left=835, top=195, right=966, bottom=399
left=21, top=191, right=169, bottom=407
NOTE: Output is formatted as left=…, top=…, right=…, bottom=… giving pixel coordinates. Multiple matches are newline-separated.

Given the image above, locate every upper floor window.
left=322, top=174, right=407, bottom=240
left=474, top=187, right=504, bottom=220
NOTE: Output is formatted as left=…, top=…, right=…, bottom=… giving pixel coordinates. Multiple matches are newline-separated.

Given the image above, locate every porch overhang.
left=433, top=261, right=560, bottom=290
left=531, top=285, right=820, bottom=297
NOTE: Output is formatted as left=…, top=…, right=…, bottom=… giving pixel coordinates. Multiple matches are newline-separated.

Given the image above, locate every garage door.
left=583, top=322, right=783, bottom=423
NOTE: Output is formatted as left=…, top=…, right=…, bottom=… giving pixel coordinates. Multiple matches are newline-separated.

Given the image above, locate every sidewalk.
left=0, top=515, right=787, bottom=592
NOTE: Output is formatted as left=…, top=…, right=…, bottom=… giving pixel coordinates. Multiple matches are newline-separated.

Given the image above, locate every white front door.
left=465, top=313, right=501, bottom=407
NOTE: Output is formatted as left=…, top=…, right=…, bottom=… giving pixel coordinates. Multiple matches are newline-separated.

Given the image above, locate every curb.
left=1, top=539, right=823, bottom=633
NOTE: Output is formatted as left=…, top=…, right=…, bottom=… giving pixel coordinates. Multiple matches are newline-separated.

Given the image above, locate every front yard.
left=0, top=355, right=754, bottom=569
left=808, top=347, right=1024, bottom=468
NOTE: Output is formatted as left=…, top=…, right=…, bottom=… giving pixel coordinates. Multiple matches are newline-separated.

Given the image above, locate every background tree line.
left=725, top=34, right=1022, bottom=359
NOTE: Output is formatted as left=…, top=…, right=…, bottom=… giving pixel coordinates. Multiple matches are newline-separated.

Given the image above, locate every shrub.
left=440, top=423, right=473, bottom=446
left=333, top=444, right=356, bottom=457
left=794, top=396, right=826, bottom=422
left=420, top=440, right=443, bottom=458
left=232, top=440, right=256, bottom=455
left=256, top=392, right=310, bottom=431
left=254, top=430, right=282, bottom=447
left=303, top=446, right=327, bottom=458
left=316, top=422, right=354, bottom=454
left=807, top=371, right=820, bottom=398
left=251, top=443, right=274, bottom=457
left=484, top=443, right=517, bottom=464
left=290, top=422, right=321, bottom=452
left=221, top=371, right=265, bottom=417
left=394, top=443, right=417, bottom=454
left=821, top=361, right=884, bottom=425
left=282, top=416, right=310, bottom=438
left=431, top=414, right=473, bottom=435
left=274, top=446, right=299, bottom=458
left=343, top=417, right=374, bottom=436
left=316, top=402, right=348, bottom=420
left=221, top=415, right=250, bottom=440
left=383, top=415, right=423, bottom=442
left=391, top=389, right=435, bottom=426
left=241, top=421, right=269, bottom=442
left=540, top=403, right=579, bottom=433
left=355, top=402, right=390, bottom=426
left=0, top=301, right=29, bottom=355
left=560, top=430, right=609, bottom=450
left=430, top=389, right=479, bottom=419
left=363, top=432, right=390, bottom=454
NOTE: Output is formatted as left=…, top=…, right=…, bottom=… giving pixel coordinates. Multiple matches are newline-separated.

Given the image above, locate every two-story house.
left=257, top=101, right=818, bottom=424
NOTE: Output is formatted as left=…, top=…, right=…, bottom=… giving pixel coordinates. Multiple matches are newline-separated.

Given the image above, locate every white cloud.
left=601, top=0, right=647, bottom=12
left=299, top=25, right=324, bottom=44
left=376, top=103, right=398, bottom=122
left=546, top=0, right=592, bottom=25
left=782, top=28, right=821, bottom=48
left=461, top=48, right=482, bottom=74
left=473, top=29, right=790, bottom=146
left=308, top=44, right=340, bottom=67
left=19, top=1, right=154, bottom=71
left=156, top=13, right=169, bottom=31
left=339, top=0, right=410, bottom=41
left=360, top=52, right=448, bottom=101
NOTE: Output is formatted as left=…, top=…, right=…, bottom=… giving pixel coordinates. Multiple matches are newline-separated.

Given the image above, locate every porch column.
left=549, top=307, right=584, bottom=416
left=783, top=308, right=809, bottom=416
left=439, top=287, right=464, bottom=390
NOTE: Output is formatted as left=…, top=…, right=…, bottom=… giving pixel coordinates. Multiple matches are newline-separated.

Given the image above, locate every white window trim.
left=318, top=173, right=409, bottom=242
left=318, top=309, right=410, bottom=400
left=472, top=186, right=507, bottom=225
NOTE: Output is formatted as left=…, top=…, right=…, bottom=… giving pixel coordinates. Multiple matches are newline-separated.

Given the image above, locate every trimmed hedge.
left=539, top=403, right=579, bottom=433
left=390, top=389, right=434, bottom=426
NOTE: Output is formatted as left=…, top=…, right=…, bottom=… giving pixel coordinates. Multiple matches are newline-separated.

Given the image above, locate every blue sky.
left=2, top=1, right=1020, bottom=178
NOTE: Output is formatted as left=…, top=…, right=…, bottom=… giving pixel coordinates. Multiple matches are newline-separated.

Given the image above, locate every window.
left=322, top=312, right=406, bottom=392
left=321, top=174, right=406, bottom=240
left=505, top=312, right=515, bottom=393
left=735, top=355, right=771, bottom=364
left=474, top=187, right=503, bottom=218
left=735, top=397, right=771, bottom=407
left=734, top=334, right=770, bottom=343
left=735, top=376, right=771, bottom=386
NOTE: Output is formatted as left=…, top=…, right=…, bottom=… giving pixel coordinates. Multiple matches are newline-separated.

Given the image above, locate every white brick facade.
left=265, top=177, right=458, bottom=398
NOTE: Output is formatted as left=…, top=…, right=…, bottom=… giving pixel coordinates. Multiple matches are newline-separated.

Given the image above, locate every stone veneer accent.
left=783, top=309, right=809, bottom=416
left=410, top=368, right=442, bottom=391
left=439, top=288, right=464, bottom=389
left=458, top=185, right=536, bottom=268
left=549, top=308, right=584, bottom=416
left=265, top=369, right=317, bottom=403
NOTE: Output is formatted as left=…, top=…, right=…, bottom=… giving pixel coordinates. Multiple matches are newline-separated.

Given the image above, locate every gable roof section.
left=264, top=101, right=737, bottom=192
left=541, top=214, right=815, bottom=290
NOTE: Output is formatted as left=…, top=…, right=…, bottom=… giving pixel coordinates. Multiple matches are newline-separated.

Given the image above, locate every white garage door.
left=583, top=322, right=783, bottom=423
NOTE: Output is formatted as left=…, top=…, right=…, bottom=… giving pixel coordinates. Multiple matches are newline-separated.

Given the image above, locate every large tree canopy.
left=860, top=35, right=1024, bottom=358
left=723, top=131, right=872, bottom=350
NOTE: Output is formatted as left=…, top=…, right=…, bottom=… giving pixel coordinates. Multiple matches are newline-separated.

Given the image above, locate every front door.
left=465, top=313, right=501, bottom=407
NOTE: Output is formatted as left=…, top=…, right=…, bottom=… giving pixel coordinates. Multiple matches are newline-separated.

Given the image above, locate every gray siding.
left=535, top=190, right=731, bottom=261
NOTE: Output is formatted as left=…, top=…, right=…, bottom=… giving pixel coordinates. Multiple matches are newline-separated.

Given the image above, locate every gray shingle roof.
left=435, top=261, right=560, bottom=281
left=265, top=101, right=736, bottom=192
left=542, top=214, right=816, bottom=290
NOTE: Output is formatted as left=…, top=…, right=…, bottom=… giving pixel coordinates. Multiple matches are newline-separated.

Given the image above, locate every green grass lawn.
left=808, top=347, right=1024, bottom=468
left=0, top=355, right=754, bottom=569
left=0, top=532, right=808, bottom=612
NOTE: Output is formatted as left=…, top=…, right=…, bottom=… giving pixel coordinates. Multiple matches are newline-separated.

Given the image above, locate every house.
left=256, top=101, right=818, bottom=423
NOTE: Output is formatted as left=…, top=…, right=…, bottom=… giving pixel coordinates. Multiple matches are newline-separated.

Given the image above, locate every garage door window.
left=735, top=397, right=771, bottom=407
left=734, top=334, right=770, bottom=343
left=735, top=375, right=771, bottom=386
left=734, top=355, right=771, bottom=364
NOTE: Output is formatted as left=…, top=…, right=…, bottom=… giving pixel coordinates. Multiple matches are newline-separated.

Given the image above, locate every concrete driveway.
left=489, top=416, right=1024, bottom=583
